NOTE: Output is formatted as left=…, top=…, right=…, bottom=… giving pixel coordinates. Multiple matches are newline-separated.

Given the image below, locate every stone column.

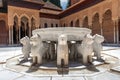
left=8, top=25, right=13, bottom=45
left=29, top=22, right=31, bottom=37
left=113, top=20, right=116, bottom=43
left=36, top=24, right=39, bottom=29
left=89, top=23, right=92, bottom=30
left=100, top=16, right=103, bottom=36
left=80, top=20, right=83, bottom=28
left=9, top=25, right=11, bottom=44
left=100, top=22, right=103, bottom=36
left=11, top=25, right=14, bottom=44
left=115, top=19, right=119, bottom=44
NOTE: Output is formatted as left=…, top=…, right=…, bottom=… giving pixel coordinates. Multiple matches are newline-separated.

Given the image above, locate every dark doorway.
left=92, top=13, right=101, bottom=35
left=44, top=23, right=48, bottom=28
left=75, top=19, right=79, bottom=27
left=70, top=21, right=73, bottom=27
left=102, top=10, right=114, bottom=43
left=0, top=20, right=7, bottom=45
left=13, top=16, right=19, bottom=44
left=83, top=16, right=89, bottom=28
left=20, top=16, right=29, bottom=38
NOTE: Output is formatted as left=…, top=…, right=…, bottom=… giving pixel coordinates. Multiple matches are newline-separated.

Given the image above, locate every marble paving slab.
left=52, top=76, right=85, bottom=80
left=111, top=66, right=120, bottom=72
left=0, top=70, right=23, bottom=80
left=15, top=75, right=51, bottom=80
left=87, top=72, right=120, bottom=80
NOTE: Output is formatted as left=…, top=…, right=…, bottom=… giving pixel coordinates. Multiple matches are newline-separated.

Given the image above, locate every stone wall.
left=8, top=5, right=40, bottom=44
left=60, top=0, right=119, bottom=43
left=0, top=13, right=8, bottom=45
left=40, top=18, right=60, bottom=28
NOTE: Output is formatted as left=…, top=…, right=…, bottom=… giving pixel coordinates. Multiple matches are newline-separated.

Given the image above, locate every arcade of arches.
left=12, top=16, right=36, bottom=44
left=10, top=9, right=120, bottom=44
left=60, top=9, right=120, bottom=44
left=11, top=16, right=59, bottom=44
left=1, top=0, right=120, bottom=45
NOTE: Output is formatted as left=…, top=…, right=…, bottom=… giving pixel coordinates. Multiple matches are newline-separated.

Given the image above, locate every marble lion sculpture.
left=30, top=34, right=49, bottom=67
left=77, top=34, right=94, bottom=64
left=57, top=34, right=69, bottom=67
left=93, top=34, right=104, bottom=60
left=20, top=36, right=31, bottom=61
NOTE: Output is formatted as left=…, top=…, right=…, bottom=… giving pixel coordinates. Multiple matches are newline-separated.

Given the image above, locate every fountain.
left=18, top=27, right=105, bottom=74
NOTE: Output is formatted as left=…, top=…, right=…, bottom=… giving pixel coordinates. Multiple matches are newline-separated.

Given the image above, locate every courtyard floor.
left=0, top=46, right=120, bottom=80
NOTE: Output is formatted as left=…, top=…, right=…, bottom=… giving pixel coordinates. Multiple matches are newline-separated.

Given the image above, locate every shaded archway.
left=92, top=13, right=101, bottom=35
left=63, top=23, right=66, bottom=27
left=44, top=23, right=48, bottom=28
left=51, top=23, right=53, bottom=27
left=70, top=21, right=73, bottom=27
left=102, top=9, right=114, bottom=43
left=26, top=22, right=29, bottom=36
left=20, top=16, right=29, bottom=38
left=13, top=16, right=19, bottom=44
left=75, top=19, right=80, bottom=27
left=0, top=20, right=7, bottom=45
left=83, top=16, right=89, bottom=28
left=56, top=24, right=58, bottom=27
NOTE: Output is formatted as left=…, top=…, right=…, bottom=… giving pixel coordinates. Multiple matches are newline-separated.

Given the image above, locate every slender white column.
left=9, top=26, right=11, bottom=44
left=29, top=23, right=31, bottom=37
left=11, top=26, right=13, bottom=44
left=116, top=20, right=119, bottom=44
left=100, top=22, right=103, bottom=36
left=113, top=20, right=116, bottom=43
left=8, top=25, right=13, bottom=45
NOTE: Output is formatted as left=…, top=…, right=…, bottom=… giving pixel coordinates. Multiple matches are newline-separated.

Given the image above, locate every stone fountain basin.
left=32, top=27, right=91, bottom=41
left=10, top=55, right=104, bottom=70
left=20, top=61, right=104, bottom=70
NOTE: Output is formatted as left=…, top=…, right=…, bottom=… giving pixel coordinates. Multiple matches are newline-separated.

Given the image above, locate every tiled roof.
left=23, top=0, right=45, bottom=4
left=43, top=1, right=62, bottom=11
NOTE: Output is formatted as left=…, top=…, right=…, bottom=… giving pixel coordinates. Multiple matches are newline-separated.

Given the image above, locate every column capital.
left=8, top=25, right=13, bottom=29
left=36, top=24, right=40, bottom=29
left=18, top=22, right=21, bottom=27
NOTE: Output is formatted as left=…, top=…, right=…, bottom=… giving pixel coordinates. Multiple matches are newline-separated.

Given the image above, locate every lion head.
left=58, top=34, right=67, bottom=45
left=82, top=34, right=93, bottom=45
left=93, top=34, right=104, bottom=43
left=30, top=34, right=42, bottom=46
left=20, top=36, right=30, bottom=45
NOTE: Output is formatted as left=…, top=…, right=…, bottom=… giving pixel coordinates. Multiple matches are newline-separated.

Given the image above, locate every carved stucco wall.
left=8, top=6, right=40, bottom=28
left=60, top=0, right=119, bottom=43
left=40, top=18, right=60, bottom=28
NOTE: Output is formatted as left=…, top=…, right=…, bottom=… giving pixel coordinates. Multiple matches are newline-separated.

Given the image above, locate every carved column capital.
left=8, top=25, right=13, bottom=29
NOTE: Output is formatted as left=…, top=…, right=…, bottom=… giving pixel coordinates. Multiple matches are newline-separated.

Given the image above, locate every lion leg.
left=24, top=52, right=29, bottom=61
left=37, top=55, right=42, bottom=65
left=31, top=56, right=37, bottom=66
left=82, top=55, right=88, bottom=65
left=96, top=52, right=101, bottom=60
left=64, top=56, right=68, bottom=68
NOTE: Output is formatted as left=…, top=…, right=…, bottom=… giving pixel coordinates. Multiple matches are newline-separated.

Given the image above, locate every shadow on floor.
left=86, top=64, right=99, bottom=72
